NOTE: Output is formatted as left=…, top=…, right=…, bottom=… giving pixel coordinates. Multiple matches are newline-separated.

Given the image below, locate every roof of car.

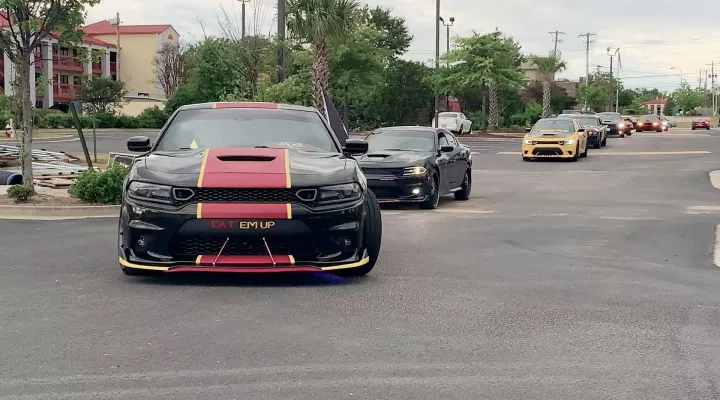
left=374, top=126, right=441, bottom=132
left=176, top=102, right=318, bottom=113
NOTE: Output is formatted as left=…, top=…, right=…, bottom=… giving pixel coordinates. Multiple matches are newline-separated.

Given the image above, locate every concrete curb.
left=0, top=134, right=75, bottom=143
left=710, top=171, right=720, bottom=190
left=0, top=204, right=120, bottom=220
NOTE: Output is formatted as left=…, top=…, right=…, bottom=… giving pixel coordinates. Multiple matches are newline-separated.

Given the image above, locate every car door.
left=445, top=131, right=467, bottom=183
left=436, top=131, right=454, bottom=190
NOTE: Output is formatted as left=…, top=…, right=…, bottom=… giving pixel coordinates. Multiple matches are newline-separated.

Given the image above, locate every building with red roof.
left=1, top=16, right=178, bottom=115
left=642, top=98, right=668, bottom=115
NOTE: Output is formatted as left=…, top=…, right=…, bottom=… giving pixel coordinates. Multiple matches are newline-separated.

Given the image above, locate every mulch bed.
left=0, top=194, right=90, bottom=206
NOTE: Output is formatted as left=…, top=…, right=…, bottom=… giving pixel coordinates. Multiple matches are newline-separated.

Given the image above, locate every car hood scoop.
left=216, top=154, right=276, bottom=162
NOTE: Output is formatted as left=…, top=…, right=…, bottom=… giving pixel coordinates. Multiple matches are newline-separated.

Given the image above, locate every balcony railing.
left=53, top=83, right=81, bottom=98
left=92, top=61, right=102, bottom=74
left=53, top=55, right=83, bottom=71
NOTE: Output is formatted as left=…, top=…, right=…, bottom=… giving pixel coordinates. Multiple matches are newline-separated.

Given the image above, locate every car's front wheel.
left=420, top=170, right=440, bottom=209
left=334, top=189, right=382, bottom=277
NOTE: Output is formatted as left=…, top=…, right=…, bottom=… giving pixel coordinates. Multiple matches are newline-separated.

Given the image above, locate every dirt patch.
left=0, top=194, right=93, bottom=206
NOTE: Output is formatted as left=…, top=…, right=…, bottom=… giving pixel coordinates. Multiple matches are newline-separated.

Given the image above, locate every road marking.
left=633, top=133, right=711, bottom=137
left=434, top=209, right=494, bottom=214
left=497, top=151, right=711, bottom=156
left=714, top=224, right=720, bottom=267
left=685, top=206, right=720, bottom=214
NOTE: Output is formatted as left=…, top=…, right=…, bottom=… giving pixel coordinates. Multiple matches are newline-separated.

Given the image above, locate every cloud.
left=86, top=0, right=720, bottom=92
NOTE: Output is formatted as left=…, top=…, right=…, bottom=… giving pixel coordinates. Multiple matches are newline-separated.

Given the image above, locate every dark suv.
left=597, top=112, right=626, bottom=138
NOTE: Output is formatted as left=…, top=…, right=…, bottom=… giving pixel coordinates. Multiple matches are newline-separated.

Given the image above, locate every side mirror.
left=525, top=127, right=531, bottom=132
left=127, top=136, right=152, bottom=152
left=440, top=145, right=454, bottom=153
left=343, top=139, right=369, bottom=156
left=578, top=128, right=586, bottom=132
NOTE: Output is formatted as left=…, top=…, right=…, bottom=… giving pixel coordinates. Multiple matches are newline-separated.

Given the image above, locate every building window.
left=59, top=75, right=69, bottom=84
left=73, top=76, right=81, bottom=86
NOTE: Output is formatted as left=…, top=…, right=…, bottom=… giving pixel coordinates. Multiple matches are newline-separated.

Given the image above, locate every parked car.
left=661, top=116, right=677, bottom=127
left=431, top=112, right=472, bottom=134
left=636, top=114, right=664, bottom=132
left=691, top=118, right=711, bottom=130
left=596, top=112, right=626, bottom=137
left=557, top=113, right=607, bottom=148
left=357, top=126, right=472, bottom=209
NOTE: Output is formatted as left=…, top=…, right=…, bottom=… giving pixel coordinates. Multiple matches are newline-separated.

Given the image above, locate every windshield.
left=438, top=113, right=458, bottom=119
left=529, top=119, right=575, bottom=137
left=154, top=108, right=338, bottom=152
left=365, top=130, right=435, bottom=152
left=571, top=116, right=600, bottom=126
left=641, top=114, right=660, bottom=120
left=597, top=113, right=621, bottom=122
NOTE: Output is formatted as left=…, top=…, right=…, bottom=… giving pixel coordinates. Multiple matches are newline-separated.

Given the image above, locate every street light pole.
left=239, top=0, right=250, bottom=39
left=607, top=47, right=619, bottom=112
left=433, top=0, right=440, bottom=128
left=439, top=16, right=454, bottom=112
left=108, top=13, right=121, bottom=80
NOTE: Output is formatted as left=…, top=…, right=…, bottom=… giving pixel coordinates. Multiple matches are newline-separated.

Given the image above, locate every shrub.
left=6, top=185, right=33, bottom=203
left=136, top=106, right=169, bottom=129
left=92, top=113, right=116, bottom=129
left=68, top=163, right=130, bottom=204
left=33, top=109, right=63, bottom=126
left=116, top=115, right=140, bottom=128
left=40, top=113, right=67, bottom=128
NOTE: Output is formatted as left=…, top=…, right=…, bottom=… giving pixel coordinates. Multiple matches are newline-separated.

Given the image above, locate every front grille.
left=532, top=147, right=563, bottom=156
left=362, top=168, right=401, bottom=177
left=533, top=141, right=564, bottom=145
left=179, top=188, right=295, bottom=203
left=170, top=236, right=318, bottom=258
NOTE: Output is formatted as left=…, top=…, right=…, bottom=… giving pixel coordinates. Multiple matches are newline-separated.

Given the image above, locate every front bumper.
left=521, top=142, right=578, bottom=158
left=636, top=123, right=662, bottom=131
left=118, top=195, right=370, bottom=273
left=365, top=174, right=432, bottom=203
left=692, top=124, right=710, bottom=129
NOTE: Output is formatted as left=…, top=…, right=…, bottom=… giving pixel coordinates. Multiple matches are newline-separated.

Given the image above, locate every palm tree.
left=285, top=0, right=360, bottom=115
left=529, top=55, right=567, bottom=118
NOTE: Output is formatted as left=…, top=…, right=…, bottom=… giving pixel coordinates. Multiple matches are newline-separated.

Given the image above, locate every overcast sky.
left=86, top=0, right=720, bottom=93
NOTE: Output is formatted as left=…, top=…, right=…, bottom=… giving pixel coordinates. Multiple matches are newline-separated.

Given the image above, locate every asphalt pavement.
left=3, top=127, right=720, bottom=399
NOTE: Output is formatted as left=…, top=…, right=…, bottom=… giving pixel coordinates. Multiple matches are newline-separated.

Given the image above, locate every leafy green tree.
left=78, top=76, right=128, bottom=162
left=527, top=55, right=566, bottom=118
left=577, top=83, right=610, bottom=112
left=285, top=0, right=361, bottom=116
left=484, top=31, right=525, bottom=129
left=374, top=59, right=433, bottom=126
left=0, top=0, right=101, bottom=191
left=663, top=97, right=677, bottom=115
left=360, top=5, right=412, bottom=58
left=672, top=82, right=706, bottom=113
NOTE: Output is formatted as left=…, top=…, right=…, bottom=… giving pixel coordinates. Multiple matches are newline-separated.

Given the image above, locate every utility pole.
left=616, top=49, right=621, bottom=113
left=709, top=61, right=717, bottom=115
left=579, top=33, right=596, bottom=111
left=239, top=0, right=250, bottom=39
left=433, top=0, right=440, bottom=128
left=607, top=47, right=619, bottom=112
left=549, top=30, right=565, bottom=56
left=276, top=0, right=285, bottom=82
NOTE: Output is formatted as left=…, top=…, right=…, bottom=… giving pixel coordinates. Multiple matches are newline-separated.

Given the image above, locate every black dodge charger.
left=118, top=101, right=382, bottom=277
left=356, top=126, right=472, bottom=209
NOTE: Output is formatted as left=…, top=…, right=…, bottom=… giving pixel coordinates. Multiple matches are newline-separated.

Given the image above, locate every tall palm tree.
left=285, top=0, right=360, bottom=115
left=529, top=55, right=567, bottom=118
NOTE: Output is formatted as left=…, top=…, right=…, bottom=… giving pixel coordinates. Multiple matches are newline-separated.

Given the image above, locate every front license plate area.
left=178, top=219, right=311, bottom=236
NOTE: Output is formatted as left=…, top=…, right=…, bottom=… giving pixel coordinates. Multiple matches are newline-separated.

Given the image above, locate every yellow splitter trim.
left=284, top=148, right=292, bottom=188
left=119, top=256, right=369, bottom=272
left=197, top=150, right=210, bottom=188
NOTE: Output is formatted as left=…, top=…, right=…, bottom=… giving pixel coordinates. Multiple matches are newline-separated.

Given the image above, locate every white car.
left=432, top=112, right=472, bottom=134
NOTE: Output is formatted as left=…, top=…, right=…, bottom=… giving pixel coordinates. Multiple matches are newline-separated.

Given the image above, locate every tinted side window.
left=445, top=132, right=459, bottom=146
left=438, top=133, right=450, bottom=147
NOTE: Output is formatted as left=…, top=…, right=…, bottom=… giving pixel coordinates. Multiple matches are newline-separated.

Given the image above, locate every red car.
left=692, top=119, right=711, bottom=130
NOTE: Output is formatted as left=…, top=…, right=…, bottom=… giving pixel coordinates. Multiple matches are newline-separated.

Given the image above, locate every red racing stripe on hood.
left=197, top=148, right=291, bottom=188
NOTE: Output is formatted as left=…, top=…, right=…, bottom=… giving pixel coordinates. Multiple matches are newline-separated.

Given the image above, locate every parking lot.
left=3, top=128, right=720, bottom=399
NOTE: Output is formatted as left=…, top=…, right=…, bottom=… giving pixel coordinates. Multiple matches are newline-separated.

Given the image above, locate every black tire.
left=594, top=138, right=601, bottom=149
left=522, top=156, right=531, bottom=161
left=580, top=142, right=588, bottom=158
left=334, top=189, right=382, bottom=277
left=692, top=127, right=695, bottom=130
left=601, top=136, right=607, bottom=146
left=454, top=169, right=471, bottom=200
left=571, top=143, right=579, bottom=161
left=420, top=170, right=440, bottom=209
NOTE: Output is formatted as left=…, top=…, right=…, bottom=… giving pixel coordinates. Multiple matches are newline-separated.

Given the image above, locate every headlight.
left=317, top=183, right=361, bottom=204
left=618, top=123, right=624, bottom=127
left=127, top=181, right=172, bottom=204
left=563, top=139, right=576, bottom=145
left=403, top=166, right=427, bottom=176
left=523, top=139, right=533, bottom=145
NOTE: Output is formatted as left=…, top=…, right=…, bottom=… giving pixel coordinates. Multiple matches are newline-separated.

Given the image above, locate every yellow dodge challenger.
left=521, top=117, right=589, bottom=161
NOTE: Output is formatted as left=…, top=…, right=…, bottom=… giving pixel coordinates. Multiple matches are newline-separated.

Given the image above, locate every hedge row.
left=34, top=106, right=170, bottom=130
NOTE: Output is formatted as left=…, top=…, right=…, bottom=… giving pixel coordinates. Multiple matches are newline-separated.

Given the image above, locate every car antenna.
left=213, top=237, right=230, bottom=267
left=262, top=237, right=277, bottom=266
